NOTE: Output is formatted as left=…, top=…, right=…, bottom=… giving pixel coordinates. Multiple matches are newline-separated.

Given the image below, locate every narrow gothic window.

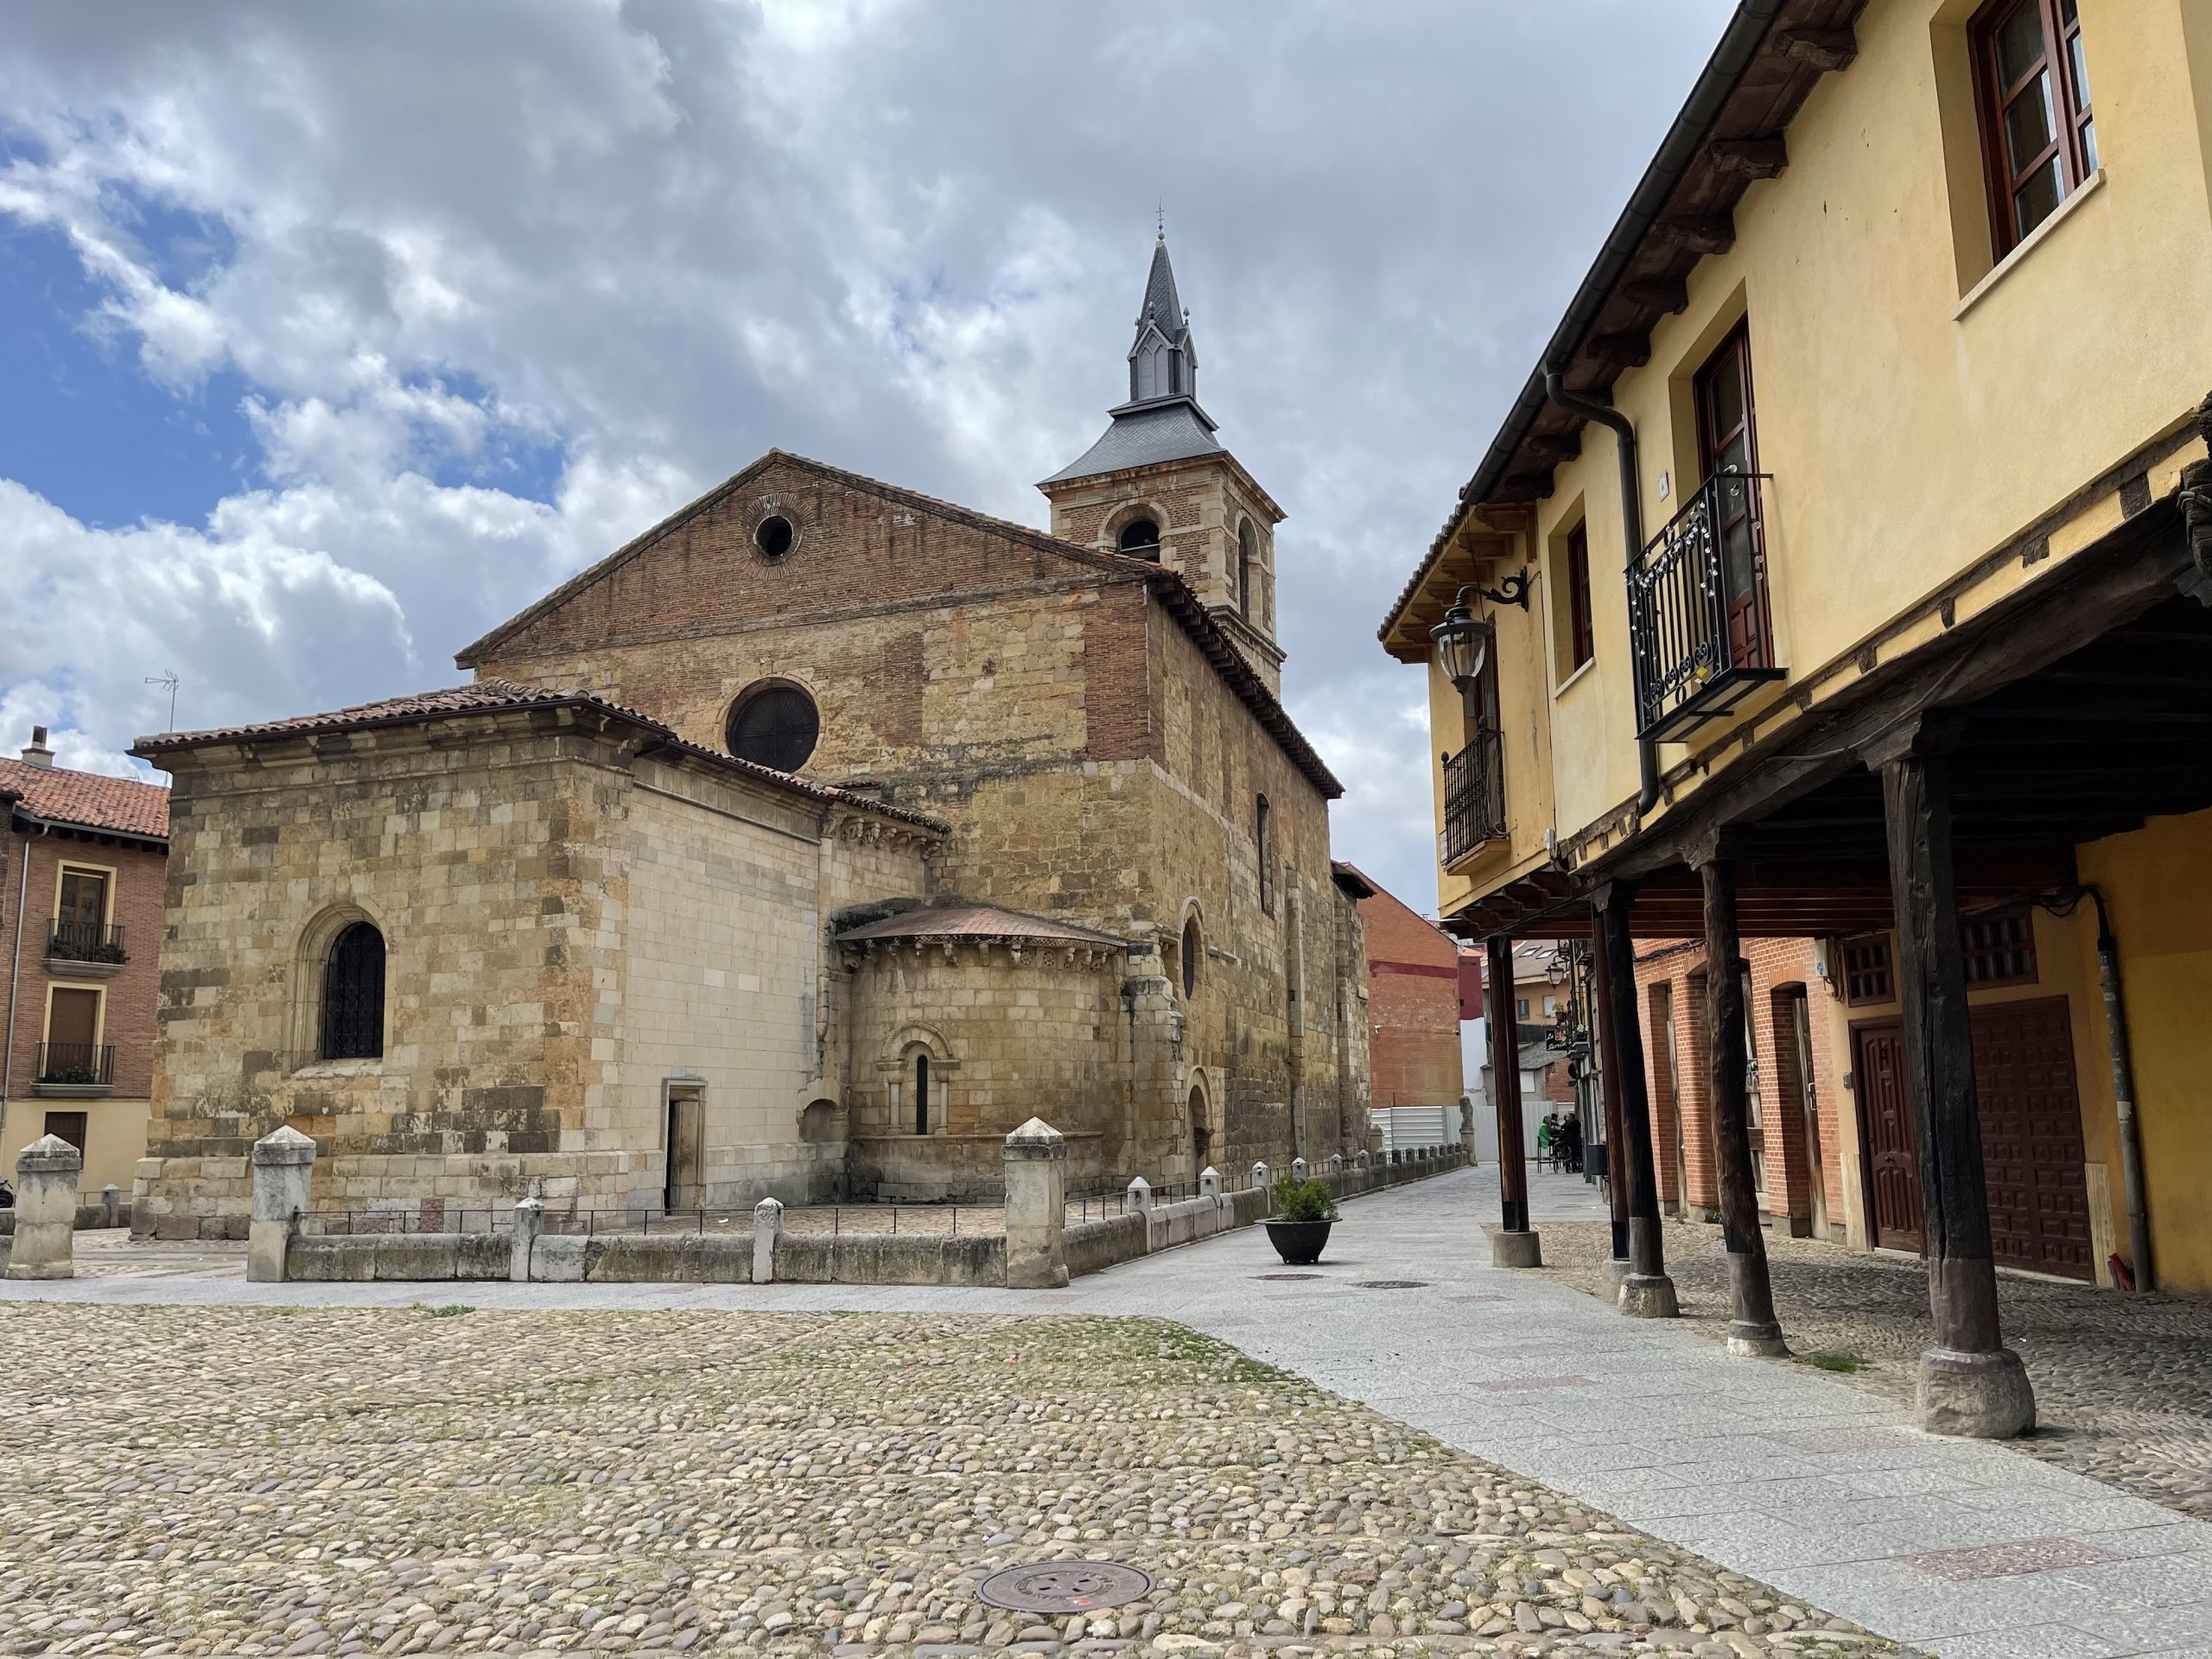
left=321, top=921, right=385, bottom=1060
left=913, top=1052, right=931, bottom=1135
left=1255, top=795, right=1274, bottom=915
left=1118, top=518, right=1160, bottom=558
left=1181, top=916, right=1200, bottom=998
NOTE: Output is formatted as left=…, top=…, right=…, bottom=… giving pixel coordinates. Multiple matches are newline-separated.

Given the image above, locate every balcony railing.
left=1438, top=728, right=1507, bottom=866
left=1627, top=468, right=1787, bottom=741
left=35, top=1043, right=114, bottom=1088
left=48, top=919, right=127, bottom=965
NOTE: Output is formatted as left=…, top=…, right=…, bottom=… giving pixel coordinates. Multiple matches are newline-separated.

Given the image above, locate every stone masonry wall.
left=137, top=712, right=934, bottom=1235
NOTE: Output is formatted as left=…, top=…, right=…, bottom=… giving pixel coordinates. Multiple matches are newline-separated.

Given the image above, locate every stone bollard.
left=1126, top=1175, right=1152, bottom=1217
left=1198, top=1164, right=1221, bottom=1202
left=1291, top=1157, right=1307, bottom=1183
left=1331, top=1154, right=1344, bottom=1178
left=5, top=1135, right=82, bottom=1280
left=1252, top=1161, right=1269, bottom=1192
left=511, top=1197, right=543, bottom=1282
left=753, top=1197, right=784, bottom=1285
left=247, top=1127, right=316, bottom=1284
left=1004, top=1119, right=1069, bottom=1288
left=100, top=1185, right=121, bottom=1229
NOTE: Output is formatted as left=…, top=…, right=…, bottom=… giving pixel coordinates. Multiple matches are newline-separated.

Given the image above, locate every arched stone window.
left=906, top=1045, right=933, bottom=1135
left=726, top=681, right=820, bottom=772
left=1237, top=520, right=1257, bottom=620
left=1117, top=518, right=1161, bottom=559
left=1180, top=914, right=1201, bottom=999
left=320, top=921, right=385, bottom=1060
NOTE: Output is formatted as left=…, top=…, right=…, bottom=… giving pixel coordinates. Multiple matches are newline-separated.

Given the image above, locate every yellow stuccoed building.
left=1382, top=0, right=2212, bottom=1434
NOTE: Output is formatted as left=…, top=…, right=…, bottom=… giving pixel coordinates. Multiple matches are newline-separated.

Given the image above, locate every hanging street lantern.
left=1428, top=573, right=1532, bottom=717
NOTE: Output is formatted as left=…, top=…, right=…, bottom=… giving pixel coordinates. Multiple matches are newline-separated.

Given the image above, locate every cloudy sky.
left=0, top=0, right=1731, bottom=912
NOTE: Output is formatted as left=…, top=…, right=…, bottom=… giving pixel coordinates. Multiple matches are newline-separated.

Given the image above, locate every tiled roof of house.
left=0, top=756, right=169, bottom=842
left=836, top=905, right=1128, bottom=948
left=131, top=680, right=947, bottom=832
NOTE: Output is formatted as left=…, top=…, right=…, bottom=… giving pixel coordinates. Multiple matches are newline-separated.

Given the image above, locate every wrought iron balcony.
left=1627, top=468, right=1787, bottom=741
left=48, top=919, right=126, bottom=965
left=35, top=1043, right=114, bottom=1090
left=1438, top=728, right=1507, bottom=867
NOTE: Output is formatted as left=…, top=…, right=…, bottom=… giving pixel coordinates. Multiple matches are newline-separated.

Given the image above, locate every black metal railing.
left=1437, top=728, right=1506, bottom=865
left=1626, top=469, right=1785, bottom=740
left=35, top=1043, right=114, bottom=1086
left=47, top=919, right=126, bottom=964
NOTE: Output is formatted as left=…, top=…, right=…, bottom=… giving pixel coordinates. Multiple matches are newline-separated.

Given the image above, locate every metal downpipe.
left=1543, top=367, right=1661, bottom=815
left=2084, top=887, right=2153, bottom=1290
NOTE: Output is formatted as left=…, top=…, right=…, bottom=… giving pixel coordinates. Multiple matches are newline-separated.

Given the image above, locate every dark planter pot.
left=1266, top=1219, right=1333, bottom=1265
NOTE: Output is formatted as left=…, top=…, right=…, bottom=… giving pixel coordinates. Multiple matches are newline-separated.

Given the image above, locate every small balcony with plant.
left=46, top=918, right=128, bottom=976
left=1627, top=468, right=1786, bottom=741
left=35, top=1042, right=115, bottom=1098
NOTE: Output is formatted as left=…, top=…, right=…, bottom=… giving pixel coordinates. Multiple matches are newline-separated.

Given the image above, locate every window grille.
left=321, top=922, right=386, bottom=1059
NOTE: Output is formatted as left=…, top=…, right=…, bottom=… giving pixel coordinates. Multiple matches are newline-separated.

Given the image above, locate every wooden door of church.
left=1853, top=1020, right=1923, bottom=1251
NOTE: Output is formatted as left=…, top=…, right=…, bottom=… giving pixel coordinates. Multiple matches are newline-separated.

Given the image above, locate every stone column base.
left=1918, top=1345, right=2036, bottom=1438
left=1491, top=1229, right=1543, bottom=1268
left=1726, top=1320, right=1789, bottom=1357
left=1603, top=1257, right=1630, bottom=1294
left=1617, top=1273, right=1680, bottom=1318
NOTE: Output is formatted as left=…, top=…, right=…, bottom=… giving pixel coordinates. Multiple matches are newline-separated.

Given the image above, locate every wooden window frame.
left=1961, top=906, right=2039, bottom=988
left=1970, top=0, right=2094, bottom=259
left=1840, top=934, right=1894, bottom=1006
left=1565, top=521, right=1594, bottom=673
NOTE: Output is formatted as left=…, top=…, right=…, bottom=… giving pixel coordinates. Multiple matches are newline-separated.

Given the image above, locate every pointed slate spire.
left=1040, top=227, right=1222, bottom=487
left=1128, top=226, right=1197, bottom=405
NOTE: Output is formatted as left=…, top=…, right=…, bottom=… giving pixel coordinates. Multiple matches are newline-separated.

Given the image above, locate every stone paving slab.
left=9, top=1167, right=2212, bottom=1656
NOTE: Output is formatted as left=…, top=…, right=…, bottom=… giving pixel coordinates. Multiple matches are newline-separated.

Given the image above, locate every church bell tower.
left=1039, top=229, right=1287, bottom=695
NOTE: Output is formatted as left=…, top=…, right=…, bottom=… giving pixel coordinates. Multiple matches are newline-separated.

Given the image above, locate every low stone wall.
left=258, top=1135, right=1471, bottom=1289
left=285, top=1233, right=509, bottom=1282
left=1063, top=1212, right=1146, bottom=1279
left=774, top=1232, right=1004, bottom=1287
left=0, top=1191, right=126, bottom=1237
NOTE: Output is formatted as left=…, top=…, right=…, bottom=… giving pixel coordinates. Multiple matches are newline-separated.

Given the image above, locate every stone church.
left=134, top=236, right=1372, bottom=1231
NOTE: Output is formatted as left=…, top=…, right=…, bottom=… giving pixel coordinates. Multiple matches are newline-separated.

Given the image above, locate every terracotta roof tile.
left=131, top=680, right=947, bottom=833
left=0, top=757, right=169, bottom=841
left=836, top=905, right=1128, bottom=947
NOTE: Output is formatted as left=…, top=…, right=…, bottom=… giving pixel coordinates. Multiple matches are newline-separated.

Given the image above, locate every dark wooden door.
left=1694, top=325, right=1767, bottom=669
left=1971, top=997, right=2094, bottom=1279
left=1853, top=1020, right=1923, bottom=1250
left=664, top=1089, right=703, bottom=1211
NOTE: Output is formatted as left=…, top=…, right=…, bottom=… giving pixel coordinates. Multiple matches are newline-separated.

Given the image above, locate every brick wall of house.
left=1, top=826, right=166, bottom=1194
left=1633, top=935, right=1848, bottom=1239
left=1356, top=881, right=1463, bottom=1109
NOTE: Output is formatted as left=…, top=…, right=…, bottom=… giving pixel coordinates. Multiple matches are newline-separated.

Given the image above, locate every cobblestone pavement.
left=1533, top=1216, right=2212, bottom=1522
left=0, top=1302, right=1906, bottom=1659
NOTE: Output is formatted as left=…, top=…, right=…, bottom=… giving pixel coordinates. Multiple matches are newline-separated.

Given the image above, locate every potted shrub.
left=1265, top=1174, right=1338, bottom=1265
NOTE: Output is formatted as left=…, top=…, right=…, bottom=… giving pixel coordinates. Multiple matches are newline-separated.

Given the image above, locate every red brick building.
left=1, top=728, right=170, bottom=1197
left=1339, top=863, right=1462, bottom=1111
left=1633, top=937, right=1846, bottom=1243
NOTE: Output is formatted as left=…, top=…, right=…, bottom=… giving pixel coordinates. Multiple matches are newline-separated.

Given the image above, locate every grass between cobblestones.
left=0, top=1304, right=1911, bottom=1659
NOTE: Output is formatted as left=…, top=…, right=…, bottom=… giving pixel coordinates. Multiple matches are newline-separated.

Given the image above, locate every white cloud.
left=0, top=0, right=1733, bottom=906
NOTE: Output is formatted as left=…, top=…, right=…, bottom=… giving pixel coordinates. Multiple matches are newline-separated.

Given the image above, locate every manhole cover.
left=1256, top=1272, right=1323, bottom=1281
left=978, top=1560, right=1154, bottom=1614
left=1356, top=1279, right=1430, bottom=1290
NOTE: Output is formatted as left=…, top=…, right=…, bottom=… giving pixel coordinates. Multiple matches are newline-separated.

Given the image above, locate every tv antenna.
left=145, top=671, right=180, bottom=733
